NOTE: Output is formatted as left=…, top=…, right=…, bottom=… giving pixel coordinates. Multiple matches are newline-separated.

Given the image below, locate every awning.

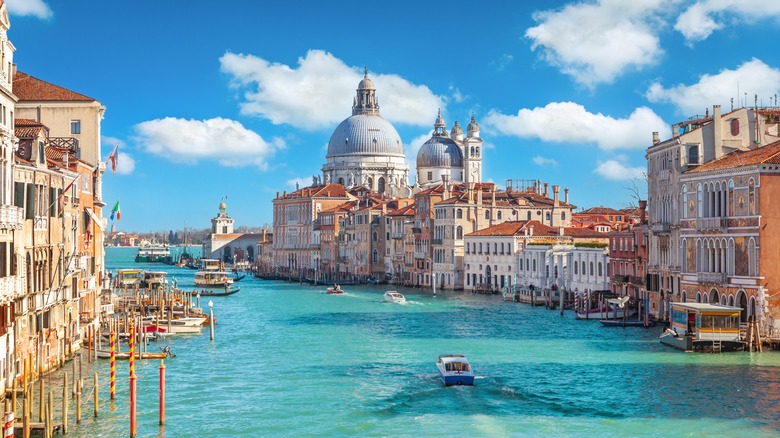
left=84, top=207, right=105, bottom=231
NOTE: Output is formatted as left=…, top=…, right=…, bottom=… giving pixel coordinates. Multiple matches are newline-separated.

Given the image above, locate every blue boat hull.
left=441, top=373, right=475, bottom=386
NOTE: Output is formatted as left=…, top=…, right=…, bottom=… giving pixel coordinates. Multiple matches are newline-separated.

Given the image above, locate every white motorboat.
left=436, top=354, right=475, bottom=386
left=194, top=270, right=234, bottom=287
left=384, top=291, right=406, bottom=304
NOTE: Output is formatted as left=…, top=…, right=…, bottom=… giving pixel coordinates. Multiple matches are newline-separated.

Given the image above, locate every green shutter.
left=25, top=184, right=35, bottom=220
left=49, top=188, right=57, bottom=217
left=13, top=182, right=24, bottom=208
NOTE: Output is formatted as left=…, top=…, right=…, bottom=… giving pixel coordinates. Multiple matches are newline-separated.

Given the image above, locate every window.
left=457, top=209, right=463, bottom=219
left=427, top=171, right=433, bottom=181
left=485, top=211, right=490, bottom=220
left=497, top=211, right=502, bottom=220
left=70, top=120, right=81, bottom=135
left=730, top=118, right=740, bottom=136
left=687, top=144, right=700, bottom=165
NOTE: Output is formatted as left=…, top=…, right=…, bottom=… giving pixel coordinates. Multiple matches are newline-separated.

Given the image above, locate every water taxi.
left=659, top=302, right=746, bottom=352
left=436, top=354, right=475, bottom=386
left=384, top=291, right=406, bottom=303
left=135, top=243, right=173, bottom=263
left=199, top=258, right=222, bottom=271
left=194, top=270, right=234, bottom=288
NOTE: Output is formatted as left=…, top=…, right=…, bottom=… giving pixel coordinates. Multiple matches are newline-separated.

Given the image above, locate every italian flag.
left=110, top=201, right=121, bottom=220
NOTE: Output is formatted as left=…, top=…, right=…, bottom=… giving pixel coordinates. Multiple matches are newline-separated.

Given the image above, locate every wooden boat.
left=436, top=354, right=475, bottom=386
left=326, top=285, right=344, bottom=294
left=659, top=302, right=746, bottom=352
left=233, top=272, right=246, bottom=282
left=194, top=270, right=234, bottom=287
left=384, top=291, right=406, bottom=303
left=196, top=287, right=240, bottom=297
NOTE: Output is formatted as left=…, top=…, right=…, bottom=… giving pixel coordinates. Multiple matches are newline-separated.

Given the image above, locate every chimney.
left=544, top=182, right=549, bottom=198
left=638, top=200, right=647, bottom=224
left=713, top=104, right=724, bottom=157
left=553, top=185, right=560, bottom=207
left=468, top=183, right=474, bottom=203
left=564, top=187, right=569, bottom=204
left=652, top=131, right=660, bottom=145
left=537, top=179, right=542, bottom=195
left=262, top=228, right=267, bottom=242
left=529, top=226, right=534, bottom=236
left=491, top=185, right=496, bottom=206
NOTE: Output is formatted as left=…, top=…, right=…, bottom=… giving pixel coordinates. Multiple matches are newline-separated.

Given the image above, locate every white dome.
left=327, top=114, right=404, bottom=157
left=417, top=136, right=463, bottom=168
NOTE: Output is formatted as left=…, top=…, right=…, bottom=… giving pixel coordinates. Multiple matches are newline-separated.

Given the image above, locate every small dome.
left=417, top=136, right=463, bottom=168
left=450, top=120, right=463, bottom=137
left=467, top=116, right=479, bottom=134
left=219, top=202, right=227, bottom=211
left=358, top=68, right=374, bottom=90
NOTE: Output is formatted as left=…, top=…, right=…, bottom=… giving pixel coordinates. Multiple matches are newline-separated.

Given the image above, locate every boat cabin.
left=115, top=269, right=142, bottom=288
left=200, top=259, right=221, bottom=271
left=661, top=302, right=746, bottom=352
left=142, top=271, right=168, bottom=288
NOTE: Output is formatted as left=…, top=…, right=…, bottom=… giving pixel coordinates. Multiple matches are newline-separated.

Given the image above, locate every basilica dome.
left=326, top=114, right=404, bottom=157
left=417, top=136, right=463, bottom=168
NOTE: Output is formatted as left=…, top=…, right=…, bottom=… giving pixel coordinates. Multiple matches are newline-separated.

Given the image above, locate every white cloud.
left=491, top=54, right=514, bottom=72
left=6, top=0, right=52, bottom=19
left=484, top=102, right=667, bottom=150
left=646, top=58, right=780, bottom=115
left=115, top=152, right=135, bottom=175
left=594, top=158, right=645, bottom=180
left=675, top=0, right=780, bottom=44
left=532, top=156, right=559, bottom=167
left=133, top=117, right=285, bottom=170
left=525, top=0, right=669, bottom=87
left=220, top=49, right=443, bottom=130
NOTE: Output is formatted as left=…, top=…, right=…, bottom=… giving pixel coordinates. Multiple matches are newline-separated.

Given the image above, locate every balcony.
left=697, top=217, right=726, bottom=232
left=629, top=276, right=645, bottom=285
left=432, top=238, right=443, bottom=245
left=698, top=272, right=726, bottom=284
left=612, top=275, right=629, bottom=283
left=0, top=205, right=23, bottom=230
left=651, top=222, right=671, bottom=235
left=411, top=227, right=422, bottom=234
left=392, top=232, right=404, bottom=239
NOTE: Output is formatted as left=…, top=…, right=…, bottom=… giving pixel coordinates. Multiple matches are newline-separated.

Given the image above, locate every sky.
left=7, top=0, right=780, bottom=233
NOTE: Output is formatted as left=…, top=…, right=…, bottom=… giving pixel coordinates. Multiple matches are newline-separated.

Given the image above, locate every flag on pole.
left=110, top=201, right=121, bottom=220
left=106, top=145, right=119, bottom=174
left=58, top=174, right=81, bottom=215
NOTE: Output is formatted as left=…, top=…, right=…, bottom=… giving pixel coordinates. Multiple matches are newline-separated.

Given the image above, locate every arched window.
left=589, top=262, right=594, bottom=276
left=367, top=177, right=373, bottom=189
left=730, top=118, right=740, bottom=136
left=372, top=231, right=378, bottom=242
left=697, top=183, right=703, bottom=218
left=378, top=177, right=385, bottom=193
left=456, top=226, right=463, bottom=239
left=338, top=177, right=344, bottom=185
left=527, top=211, right=531, bottom=220
left=476, top=146, right=480, bottom=156
left=574, top=262, right=578, bottom=275
left=497, top=211, right=502, bottom=220
left=457, top=209, right=463, bottom=219
left=681, top=185, right=688, bottom=219
left=748, top=178, right=756, bottom=215
left=598, top=262, right=602, bottom=276
left=581, top=261, right=586, bottom=275
left=728, top=180, right=735, bottom=217
left=485, top=211, right=490, bottom=220
left=372, top=249, right=378, bottom=263
left=561, top=212, right=566, bottom=221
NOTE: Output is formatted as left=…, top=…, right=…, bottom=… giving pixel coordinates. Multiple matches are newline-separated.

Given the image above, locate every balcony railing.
left=392, top=232, right=404, bottom=239
left=612, top=275, right=629, bottom=283
left=651, top=222, right=671, bottom=234
left=629, top=275, right=645, bottom=285
left=432, top=238, right=443, bottom=245
left=698, top=272, right=726, bottom=284
left=697, top=217, right=726, bottom=232
left=411, top=227, right=422, bottom=234
left=0, top=205, right=23, bottom=230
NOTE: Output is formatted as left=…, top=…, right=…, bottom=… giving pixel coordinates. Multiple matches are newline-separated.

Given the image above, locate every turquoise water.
left=59, top=247, right=780, bottom=436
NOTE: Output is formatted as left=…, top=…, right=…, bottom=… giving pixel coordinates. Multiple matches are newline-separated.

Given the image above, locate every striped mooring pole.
left=129, top=323, right=137, bottom=437
left=110, top=330, right=116, bottom=400
left=3, top=399, right=13, bottom=438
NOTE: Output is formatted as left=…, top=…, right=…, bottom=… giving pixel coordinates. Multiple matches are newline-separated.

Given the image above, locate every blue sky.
left=8, top=0, right=780, bottom=232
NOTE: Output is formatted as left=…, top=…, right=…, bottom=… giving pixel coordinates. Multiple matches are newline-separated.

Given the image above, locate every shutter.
left=25, top=184, right=35, bottom=220
left=13, top=182, right=24, bottom=208
left=49, top=188, right=57, bottom=217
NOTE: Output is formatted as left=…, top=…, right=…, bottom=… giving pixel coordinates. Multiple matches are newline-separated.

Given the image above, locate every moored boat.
left=87, top=346, right=174, bottom=360
left=384, top=290, right=406, bottom=303
left=436, top=354, right=475, bottom=386
left=659, top=302, right=746, bottom=352
left=114, top=269, right=143, bottom=288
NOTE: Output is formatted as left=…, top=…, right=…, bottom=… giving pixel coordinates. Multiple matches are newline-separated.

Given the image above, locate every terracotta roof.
left=580, top=206, right=622, bottom=215
left=468, top=220, right=550, bottom=237
left=688, top=140, right=780, bottom=173
left=277, top=183, right=351, bottom=200
left=386, top=203, right=416, bottom=216
left=13, top=71, right=96, bottom=102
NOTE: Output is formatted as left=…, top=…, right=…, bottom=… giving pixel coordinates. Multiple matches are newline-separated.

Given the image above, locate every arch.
left=372, top=249, right=378, bottom=263
left=709, top=288, right=718, bottom=303
left=367, top=177, right=373, bottom=189
left=456, top=226, right=463, bottom=240
left=736, top=290, right=748, bottom=322
left=727, top=294, right=735, bottom=307
left=457, top=209, right=463, bottom=219
left=485, top=265, right=492, bottom=286
left=372, top=231, right=378, bottom=242
left=749, top=296, right=757, bottom=320
left=696, top=291, right=702, bottom=303
left=338, top=177, right=344, bottom=185
left=682, top=291, right=687, bottom=302
left=378, top=177, right=385, bottom=193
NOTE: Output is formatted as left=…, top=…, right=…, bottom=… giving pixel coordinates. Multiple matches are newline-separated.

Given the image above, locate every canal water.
left=62, top=247, right=780, bottom=436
